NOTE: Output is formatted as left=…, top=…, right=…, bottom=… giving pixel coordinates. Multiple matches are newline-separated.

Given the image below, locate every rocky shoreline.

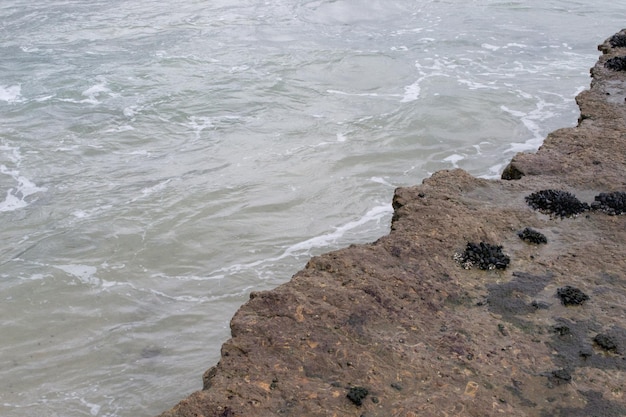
left=156, top=31, right=626, bottom=417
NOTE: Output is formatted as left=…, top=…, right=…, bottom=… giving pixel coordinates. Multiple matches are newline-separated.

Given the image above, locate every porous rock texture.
left=157, top=31, right=626, bottom=417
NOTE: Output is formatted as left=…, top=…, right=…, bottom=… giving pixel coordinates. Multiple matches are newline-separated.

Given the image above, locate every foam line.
left=213, top=202, right=393, bottom=279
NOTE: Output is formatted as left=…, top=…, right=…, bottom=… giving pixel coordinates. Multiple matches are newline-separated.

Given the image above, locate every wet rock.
left=455, top=241, right=510, bottom=270
left=517, top=227, right=547, bottom=244
left=594, top=334, right=618, bottom=351
left=501, top=163, right=524, bottom=180
left=552, top=324, right=571, bottom=336
left=549, top=390, right=626, bottom=417
left=548, top=318, right=626, bottom=374
left=531, top=300, right=549, bottom=310
left=591, top=191, right=626, bottom=215
left=346, top=386, right=368, bottom=406
left=556, top=286, right=589, bottom=306
left=548, top=368, right=572, bottom=385
left=486, top=272, right=552, bottom=332
left=579, top=347, right=593, bottom=359
left=525, top=189, right=589, bottom=218
left=605, top=56, right=626, bottom=71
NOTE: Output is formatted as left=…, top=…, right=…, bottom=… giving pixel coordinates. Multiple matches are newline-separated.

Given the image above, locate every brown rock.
left=157, top=30, right=626, bottom=417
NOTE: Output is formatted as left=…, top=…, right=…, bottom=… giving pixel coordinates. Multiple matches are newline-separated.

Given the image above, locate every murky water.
left=1, top=1, right=624, bottom=415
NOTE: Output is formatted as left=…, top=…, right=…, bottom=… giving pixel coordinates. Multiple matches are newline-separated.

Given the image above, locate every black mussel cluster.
left=517, top=227, right=547, bottom=244
left=457, top=242, right=510, bottom=270
left=525, top=189, right=589, bottom=218
left=605, top=56, right=626, bottom=71
left=591, top=191, right=626, bottom=215
left=609, top=33, right=626, bottom=48
left=557, top=286, right=589, bottom=306
left=346, top=386, right=368, bottom=406
left=458, top=188, right=624, bottom=273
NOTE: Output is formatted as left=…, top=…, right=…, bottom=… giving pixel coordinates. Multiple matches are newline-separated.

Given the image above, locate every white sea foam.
left=280, top=202, right=392, bottom=259
left=501, top=100, right=557, bottom=154
left=127, top=179, right=172, bottom=202
left=401, top=59, right=453, bottom=102
left=149, top=287, right=253, bottom=303
left=187, top=116, right=214, bottom=139
left=123, top=106, right=138, bottom=118
left=56, top=264, right=99, bottom=285
left=0, top=85, right=21, bottom=103
left=82, top=83, right=110, bottom=98
left=443, top=153, right=464, bottom=167
left=0, top=190, right=30, bottom=212
left=57, top=79, right=113, bottom=105
left=35, top=95, right=55, bottom=102
left=483, top=162, right=506, bottom=179
left=71, top=204, right=113, bottom=220
left=79, top=397, right=101, bottom=416
left=327, top=89, right=381, bottom=97
left=0, top=143, right=22, bottom=164
left=105, top=125, right=135, bottom=133
left=22, top=273, right=49, bottom=281
left=0, top=165, right=48, bottom=212
left=481, top=43, right=500, bottom=51
left=370, top=176, right=394, bottom=187
left=458, top=79, right=499, bottom=90
left=400, top=79, right=422, bottom=102
left=50, top=263, right=131, bottom=289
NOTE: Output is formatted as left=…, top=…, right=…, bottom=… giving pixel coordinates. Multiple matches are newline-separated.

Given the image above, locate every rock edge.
left=157, top=31, right=626, bottom=417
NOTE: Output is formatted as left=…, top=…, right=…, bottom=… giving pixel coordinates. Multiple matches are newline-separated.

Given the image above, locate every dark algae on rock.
left=156, top=30, right=626, bottom=417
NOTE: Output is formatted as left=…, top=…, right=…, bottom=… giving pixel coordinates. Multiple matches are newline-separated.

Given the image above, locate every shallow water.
left=1, top=1, right=624, bottom=415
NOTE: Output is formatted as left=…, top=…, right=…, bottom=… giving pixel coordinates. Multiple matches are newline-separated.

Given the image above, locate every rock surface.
left=157, top=31, right=626, bottom=417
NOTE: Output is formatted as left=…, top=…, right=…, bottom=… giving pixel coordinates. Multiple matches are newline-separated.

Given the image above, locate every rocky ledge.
left=157, top=31, right=626, bottom=417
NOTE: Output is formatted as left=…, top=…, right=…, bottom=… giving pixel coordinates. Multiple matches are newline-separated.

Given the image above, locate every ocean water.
left=1, top=1, right=624, bottom=415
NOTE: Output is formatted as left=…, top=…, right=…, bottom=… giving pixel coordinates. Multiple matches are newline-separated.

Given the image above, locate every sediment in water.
left=156, top=30, right=626, bottom=417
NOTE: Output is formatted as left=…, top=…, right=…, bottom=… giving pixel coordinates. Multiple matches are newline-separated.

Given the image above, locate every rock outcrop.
left=157, top=31, right=626, bottom=417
